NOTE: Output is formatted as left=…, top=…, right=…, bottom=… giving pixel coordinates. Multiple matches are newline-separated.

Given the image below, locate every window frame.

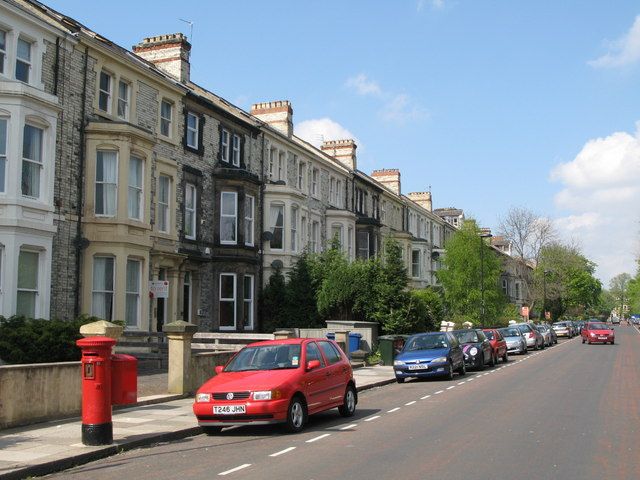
left=16, top=249, right=39, bottom=318
left=91, top=256, right=115, bottom=321
left=357, top=230, right=369, bottom=259
left=243, top=274, right=254, bottom=330
left=220, top=129, right=230, bottom=163
left=219, top=273, right=237, bottom=331
left=331, top=223, right=343, bottom=249
left=0, top=117, right=7, bottom=194
left=157, top=174, right=170, bottom=233
left=244, top=195, right=254, bottom=246
left=297, top=160, right=305, bottom=191
left=95, top=150, right=118, bottom=217
left=160, top=99, right=173, bottom=138
left=125, top=258, right=142, bottom=329
left=220, top=191, right=238, bottom=245
left=311, top=168, right=319, bottom=197
left=269, top=203, right=284, bottom=251
left=290, top=205, right=298, bottom=252
left=128, top=155, right=144, bottom=221
left=15, top=37, right=32, bottom=84
left=278, top=151, right=286, bottom=182
left=311, top=220, right=319, bottom=253
left=21, top=123, right=44, bottom=199
left=0, top=29, right=7, bottom=76
left=186, top=111, right=199, bottom=149
left=117, top=79, right=130, bottom=120
left=232, top=134, right=241, bottom=167
left=411, top=249, right=421, bottom=278
left=184, top=182, right=197, bottom=240
left=98, top=70, right=112, bottom=114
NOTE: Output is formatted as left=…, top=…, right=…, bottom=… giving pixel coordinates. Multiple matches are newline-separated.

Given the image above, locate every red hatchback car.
left=193, top=338, right=357, bottom=434
left=482, top=328, right=509, bottom=363
left=581, top=321, right=615, bottom=345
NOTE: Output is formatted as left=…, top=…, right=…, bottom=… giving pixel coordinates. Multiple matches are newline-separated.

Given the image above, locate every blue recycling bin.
left=348, top=333, right=362, bottom=354
left=326, top=332, right=336, bottom=340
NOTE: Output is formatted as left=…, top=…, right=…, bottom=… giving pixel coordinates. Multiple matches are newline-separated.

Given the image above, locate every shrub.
left=0, top=315, right=97, bottom=364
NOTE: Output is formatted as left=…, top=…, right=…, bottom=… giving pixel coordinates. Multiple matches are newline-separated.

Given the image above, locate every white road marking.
left=364, top=415, right=381, bottom=422
left=306, top=433, right=331, bottom=443
left=219, top=464, right=251, bottom=476
left=405, top=401, right=416, bottom=406
left=421, top=394, right=431, bottom=400
left=340, top=423, right=358, bottom=430
left=434, top=390, right=444, bottom=395
left=457, top=381, right=466, bottom=385
left=467, top=378, right=475, bottom=381
left=270, top=447, right=296, bottom=457
left=446, top=386, right=455, bottom=390
left=387, top=407, right=401, bottom=413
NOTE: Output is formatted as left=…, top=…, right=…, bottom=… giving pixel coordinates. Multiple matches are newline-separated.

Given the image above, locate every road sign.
left=545, top=311, right=551, bottom=320
left=521, top=306, right=529, bottom=318
left=149, top=280, right=169, bottom=298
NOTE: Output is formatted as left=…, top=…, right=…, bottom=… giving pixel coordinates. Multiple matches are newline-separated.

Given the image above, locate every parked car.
left=393, top=332, right=466, bottom=382
left=552, top=321, right=573, bottom=338
left=582, top=322, right=615, bottom=345
left=498, top=326, right=528, bottom=355
left=452, top=329, right=494, bottom=369
left=611, top=317, right=621, bottom=325
left=534, top=324, right=553, bottom=347
left=515, top=323, right=545, bottom=350
left=193, top=338, right=357, bottom=434
left=482, top=328, right=509, bottom=363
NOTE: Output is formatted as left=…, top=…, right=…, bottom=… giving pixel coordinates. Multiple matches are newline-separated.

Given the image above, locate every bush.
left=0, top=315, right=98, bottom=364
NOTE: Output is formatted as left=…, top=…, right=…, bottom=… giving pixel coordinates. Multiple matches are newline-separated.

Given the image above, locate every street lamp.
left=479, top=232, right=492, bottom=325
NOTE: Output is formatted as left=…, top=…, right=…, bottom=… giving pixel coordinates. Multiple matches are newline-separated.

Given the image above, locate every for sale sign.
left=149, top=280, right=169, bottom=298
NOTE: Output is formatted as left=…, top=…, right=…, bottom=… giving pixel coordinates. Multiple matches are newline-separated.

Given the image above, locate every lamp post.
left=479, top=232, right=492, bottom=325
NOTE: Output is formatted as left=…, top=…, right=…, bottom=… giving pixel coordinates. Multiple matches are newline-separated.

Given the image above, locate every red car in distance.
left=193, top=338, right=357, bottom=434
left=482, top=328, right=509, bottom=363
left=581, top=321, right=615, bottom=345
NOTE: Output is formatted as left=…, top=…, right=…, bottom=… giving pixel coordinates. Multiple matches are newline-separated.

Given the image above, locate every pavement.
left=0, top=365, right=395, bottom=480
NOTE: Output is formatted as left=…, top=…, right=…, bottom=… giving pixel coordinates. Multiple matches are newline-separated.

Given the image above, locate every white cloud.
left=588, top=15, right=640, bottom=68
left=345, top=74, right=382, bottom=96
left=551, top=124, right=640, bottom=283
left=417, top=0, right=444, bottom=12
left=345, top=74, right=428, bottom=125
left=295, top=118, right=359, bottom=148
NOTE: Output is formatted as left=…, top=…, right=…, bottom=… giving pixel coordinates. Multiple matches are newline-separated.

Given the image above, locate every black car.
left=451, top=329, right=494, bottom=370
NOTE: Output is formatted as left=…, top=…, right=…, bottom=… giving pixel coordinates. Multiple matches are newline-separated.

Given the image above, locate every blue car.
left=393, top=332, right=466, bottom=383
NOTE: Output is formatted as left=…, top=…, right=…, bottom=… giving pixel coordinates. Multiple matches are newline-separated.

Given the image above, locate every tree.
left=259, top=267, right=287, bottom=333
left=437, top=219, right=506, bottom=326
left=283, top=252, right=322, bottom=329
left=498, top=207, right=556, bottom=263
left=610, top=273, right=632, bottom=319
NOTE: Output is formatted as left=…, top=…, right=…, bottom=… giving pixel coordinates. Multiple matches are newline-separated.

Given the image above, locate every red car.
left=193, top=338, right=357, bottom=434
left=581, top=321, right=615, bottom=344
left=482, top=328, right=509, bottom=363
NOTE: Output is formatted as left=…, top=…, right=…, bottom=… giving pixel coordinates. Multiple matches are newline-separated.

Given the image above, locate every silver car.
left=552, top=321, right=572, bottom=338
left=535, top=324, right=552, bottom=347
left=499, top=326, right=527, bottom=355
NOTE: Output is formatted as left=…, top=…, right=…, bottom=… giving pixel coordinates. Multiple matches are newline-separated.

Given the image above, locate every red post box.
left=111, top=354, right=138, bottom=405
left=77, top=336, right=116, bottom=445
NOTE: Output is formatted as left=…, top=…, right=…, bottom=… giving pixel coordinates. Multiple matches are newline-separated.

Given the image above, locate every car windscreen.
left=484, top=331, right=495, bottom=340
left=516, top=324, right=531, bottom=333
left=500, top=328, right=521, bottom=337
left=588, top=323, right=609, bottom=330
left=553, top=323, right=566, bottom=328
left=224, top=344, right=302, bottom=372
left=404, top=334, right=448, bottom=351
left=453, top=331, right=479, bottom=343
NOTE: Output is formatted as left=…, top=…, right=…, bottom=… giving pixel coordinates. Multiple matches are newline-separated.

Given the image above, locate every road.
left=47, top=326, right=640, bottom=480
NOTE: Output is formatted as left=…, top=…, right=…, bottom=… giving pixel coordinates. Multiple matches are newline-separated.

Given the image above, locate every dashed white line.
left=219, top=464, right=251, bottom=476
left=306, top=433, right=331, bottom=443
left=387, top=407, right=401, bottom=413
left=405, top=400, right=416, bottom=406
left=270, top=447, right=296, bottom=457
left=434, top=390, right=444, bottom=395
left=340, top=423, right=357, bottom=430
left=421, top=394, right=431, bottom=400
left=364, top=415, right=381, bottom=422
left=467, top=378, right=475, bottom=381
left=457, top=381, right=466, bottom=385
left=446, top=386, right=456, bottom=390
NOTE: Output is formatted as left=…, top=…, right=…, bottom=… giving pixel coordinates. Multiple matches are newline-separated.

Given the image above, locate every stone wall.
left=189, top=351, right=236, bottom=393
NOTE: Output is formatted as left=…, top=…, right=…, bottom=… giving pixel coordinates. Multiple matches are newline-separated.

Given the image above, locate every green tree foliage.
left=283, top=252, right=322, bottom=329
left=259, top=267, right=287, bottom=333
left=609, top=272, right=632, bottom=318
left=436, top=219, right=506, bottom=326
left=0, top=315, right=96, bottom=364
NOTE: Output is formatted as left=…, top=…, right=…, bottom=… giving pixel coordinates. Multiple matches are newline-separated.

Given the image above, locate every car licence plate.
left=408, top=364, right=428, bottom=370
left=214, top=405, right=246, bottom=415
left=598, top=336, right=607, bottom=340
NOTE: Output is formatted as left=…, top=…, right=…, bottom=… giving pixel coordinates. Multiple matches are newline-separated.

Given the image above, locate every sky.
left=46, top=0, right=640, bottom=285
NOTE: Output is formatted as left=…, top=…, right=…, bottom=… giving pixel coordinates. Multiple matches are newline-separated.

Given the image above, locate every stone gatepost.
left=274, top=330, right=294, bottom=340
left=80, top=320, right=124, bottom=340
left=163, top=320, right=198, bottom=394
left=333, top=330, right=350, bottom=358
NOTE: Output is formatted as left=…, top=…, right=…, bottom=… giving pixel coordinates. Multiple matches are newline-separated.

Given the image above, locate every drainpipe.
left=258, top=132, right=266, bottom=331
left=73, top=46, right=90, bottom=318
left=53, top=37, right=60, bottom=96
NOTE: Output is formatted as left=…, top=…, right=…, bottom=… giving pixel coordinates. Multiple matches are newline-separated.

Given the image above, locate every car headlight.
left=196, top=393, right=211, bottom=403
left=393, top=360, right=405, bottom=366
left=469, top=347, right=478, bottom=356
left=430, top=357, right=447, bottom=363
left=253, top=390, right=282, bottom=401
left=590, top=332, right=596, bottom=337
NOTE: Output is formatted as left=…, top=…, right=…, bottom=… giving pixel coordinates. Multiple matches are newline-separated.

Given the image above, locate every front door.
left=156, top=269, right=167, bottom=332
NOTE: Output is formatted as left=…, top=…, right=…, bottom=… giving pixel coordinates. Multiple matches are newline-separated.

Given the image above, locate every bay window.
left=291, top=206, right=298, bottom=252
left=95, top=150, right=117, bottom=216
left=357, top=231, right=369, bottom=259
left=15, top=38, right=31, bottom=83
left=412, top=250, right=420, bottom=278
left=269, top=204, right=284, bottom=250
left=331, top=224, right=343, bottom=248
left=128, top=156, right=143, bottom=220
left=184, top=182, right=196, bottom=239
left=16, top=250, right=39, bottom=318
left=220, top=191, right=237, bottom=244
left=157, top=175, right=170, bottom=233
left=0, top=118, right=6, bottom=193
left=219, top=273, right=236, bottom=329
left=22, top=124, right=43, bottom=198
left=125, top=259, right=141, bottom=328
left=243, top=275, right=254, bottom=329
left=92, top=256, right=114, bottom=320
left=0, top=30, right=6, bottom=75
left=311, top=221, right=319, bottom=253
left=244, top=195, right=254, bottom=246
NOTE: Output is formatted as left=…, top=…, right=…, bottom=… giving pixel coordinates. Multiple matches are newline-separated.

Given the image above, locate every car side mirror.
left=215, top=365, right=224, bottom=375
left=306, top=359, right=321, bottom=371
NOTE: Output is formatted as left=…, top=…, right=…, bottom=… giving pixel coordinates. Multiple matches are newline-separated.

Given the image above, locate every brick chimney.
left=133, top=33, right=191, bottom=83
left=407, top=191, right=432, bottom=212
left=371, top=169, right=401, bottom=195
left=320, top=139, right=357, bottom=170
left=251, top=101, right=293, bottom=137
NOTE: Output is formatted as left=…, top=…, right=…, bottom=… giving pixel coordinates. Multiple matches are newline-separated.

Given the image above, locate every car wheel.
left=477, top=355, right=485, bottom=371
left=502, top=352, right=509, bottom=363
left=582, top=338, right=585, bottom=344
left=611, top=340, right=615, bottom=345
left=489, top=353, right=496, bottom=367
left=534, top=342, right=539, bottom=351
left=446, top=362, right=454, bottom=380
left=396, top=377, right=405, bottom=383
left=458, top=361, right=466, bottom=376
left=201, top=426, right=222, bottom=436
left=285, top=396, right=307, bottom=433
left=338, top=385, right=357, bottom=417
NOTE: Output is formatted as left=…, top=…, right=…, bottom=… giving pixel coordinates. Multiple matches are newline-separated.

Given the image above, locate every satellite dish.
left=261, top=231, right=273, bottom=242
left=431, top=251, right=440, bottom=260
left=271, top=260, right=284, bottom=270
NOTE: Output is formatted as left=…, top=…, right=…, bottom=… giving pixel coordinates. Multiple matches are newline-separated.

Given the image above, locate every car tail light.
left=529, top=332, right=535, bottom=338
